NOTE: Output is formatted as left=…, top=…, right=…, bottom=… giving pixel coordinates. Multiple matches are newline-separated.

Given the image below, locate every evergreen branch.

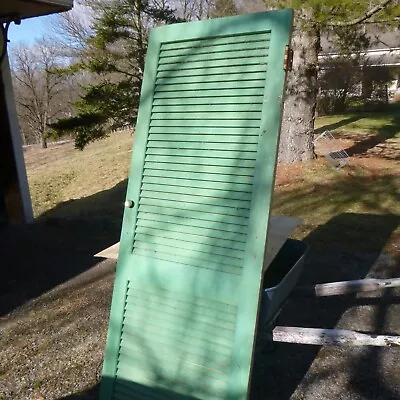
left=328, top=0, right=394, bottom=26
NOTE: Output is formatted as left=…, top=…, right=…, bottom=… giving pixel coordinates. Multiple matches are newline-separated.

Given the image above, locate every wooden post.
left=0, top=53, right=33, bottom=225
left=0, top=62, right=24, bottom=224
left=272, top=326, right=400, bottom=347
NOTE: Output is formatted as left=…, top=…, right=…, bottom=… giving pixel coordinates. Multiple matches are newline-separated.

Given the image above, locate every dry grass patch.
left=25, top=131, right=133, bottom=217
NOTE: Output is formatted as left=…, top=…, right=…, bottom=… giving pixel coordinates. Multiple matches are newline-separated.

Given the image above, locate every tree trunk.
left=278, top=26, right=319, bottom=163
left=41, top=136, right=48, bottom=149
left=362, top=67, right=373, bottom=100
left=20, top=129, right=27, bottom=146
left=41, top=112, right=48, bottom=149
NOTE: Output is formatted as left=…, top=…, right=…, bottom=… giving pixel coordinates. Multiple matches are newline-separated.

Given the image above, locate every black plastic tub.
left=259, top=239, right=309, bottom=327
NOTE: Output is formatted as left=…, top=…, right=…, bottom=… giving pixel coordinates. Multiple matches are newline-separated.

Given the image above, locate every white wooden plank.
left=294, top=278, right=400, bottom=296
left=272, top=326, right=400, bottom=347
left=94, top=242, right=120, bottom=260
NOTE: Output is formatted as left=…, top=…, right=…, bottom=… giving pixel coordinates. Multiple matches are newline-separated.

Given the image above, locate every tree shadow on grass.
left=316, top=106, right=400, bottom=160
left=59, top=385, right=99, bottom=400
left=344, top=111, right=400, bottom=159
left=59, top=379, right=203, bottom=400
left=314, top=115, right=362, bottom=135
left=0, top=179, right=128, bottom=317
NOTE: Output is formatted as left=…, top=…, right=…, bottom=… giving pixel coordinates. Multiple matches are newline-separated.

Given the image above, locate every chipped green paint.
left=101, top=9, right=293, bottom=400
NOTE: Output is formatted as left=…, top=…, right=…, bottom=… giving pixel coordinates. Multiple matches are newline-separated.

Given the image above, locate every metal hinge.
left=283, top=45, right=293, bottom=71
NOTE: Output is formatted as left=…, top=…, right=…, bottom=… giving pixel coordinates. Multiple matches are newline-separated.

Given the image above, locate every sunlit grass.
left=316, top=106, right=400, bottom=138
left=25, top=131, right=133, bottom=217
left=272, top=160, right=399, bottom=237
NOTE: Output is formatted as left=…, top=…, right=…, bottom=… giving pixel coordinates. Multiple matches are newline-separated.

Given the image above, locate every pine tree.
left=52, top=0, right=180, bottom=150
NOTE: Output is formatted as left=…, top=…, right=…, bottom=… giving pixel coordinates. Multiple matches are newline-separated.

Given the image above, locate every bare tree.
left=172, top=0, right=215, bottom=20
left=48, top=0, right=93, bottom=59
left=11, top=41, right=70, bottom=148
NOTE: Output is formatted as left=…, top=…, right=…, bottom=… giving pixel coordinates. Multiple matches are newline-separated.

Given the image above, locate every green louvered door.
left=101, top=10, right=293, bottom=400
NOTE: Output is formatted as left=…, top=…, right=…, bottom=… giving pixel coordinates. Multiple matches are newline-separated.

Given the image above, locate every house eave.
left=0, top=0, right=73, bottom=23
left=318, top=48, right=400, bottom=68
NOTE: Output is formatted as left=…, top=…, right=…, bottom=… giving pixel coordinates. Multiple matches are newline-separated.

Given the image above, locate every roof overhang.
left=0, top=0, right=73, bottom=23
left=319, top=48, right=400, bottom=68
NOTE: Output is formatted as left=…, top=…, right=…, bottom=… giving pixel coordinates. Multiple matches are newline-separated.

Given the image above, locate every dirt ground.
left=0, top=129, right=399, bottom=399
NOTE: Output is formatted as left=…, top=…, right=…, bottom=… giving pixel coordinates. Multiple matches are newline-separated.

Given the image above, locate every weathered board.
left=272, top=326, right=400, bottom=347
left=101, top=10, right=293, bottom=400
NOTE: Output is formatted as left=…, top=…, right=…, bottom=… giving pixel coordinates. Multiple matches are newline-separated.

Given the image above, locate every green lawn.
left=272, top=160, right=399, bottom=249
left=315, top=105, right=400, bottom=139
left=25, top=131, right=133, bottom=218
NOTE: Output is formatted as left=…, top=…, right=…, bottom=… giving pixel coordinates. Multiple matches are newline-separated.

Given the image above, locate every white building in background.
left=319, top=24, right=400, bottom=99
left=0, top=1, right=73, bottom=227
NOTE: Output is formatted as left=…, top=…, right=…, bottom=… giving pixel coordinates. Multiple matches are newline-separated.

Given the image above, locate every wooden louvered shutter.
left=101, top=10, right=293, bottom=400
